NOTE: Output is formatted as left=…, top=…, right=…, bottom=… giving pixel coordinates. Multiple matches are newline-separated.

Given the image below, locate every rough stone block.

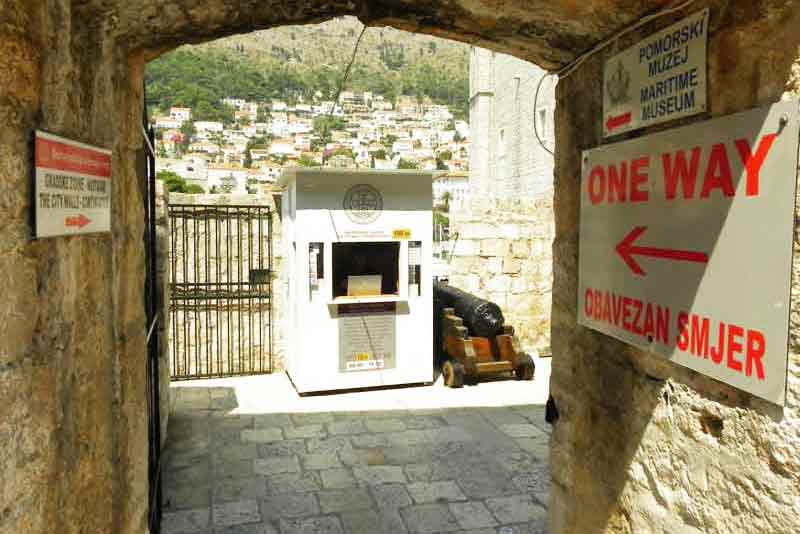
left=499, top=424, right=541, bottom=438
left=320, top=468, right=358, bottom=489
left=502, top=256, right=522, bottom=274
left=400, top=503, right=460, bottom=534
left=407, top=481, right=467, bottom=503
left=212, top=499, right=261, bottom=527
left=365, top=418, right=407, bottom=433
left=340, top=508, right=408, bottom=534
left=352, top=465, right=406, bottom=485
left=449, top=501, right=499, bottom=529
left=213, top=477, right=267, bottom=503
left=485, top=495, right=547, bottom=524
left=253, top=456, right=300, bottom=476
left=327, top=420, right=367, bottom=435
left=266, top=472, right=322, bottom=495
left=241, top=428, right=283, bottom=443
left=306, top=437, right=353, bottom=454
left=284, top=425, right=326, bottom=439
left=317, top=487, right=373, bottom=513
left=258, top=439, right=306, bottom=458
left=371, top=483, right=413, bottom=510
left=300, top=452, right=341, bottom=471
left=260, top=493, right=319, bottom=519
left=278, top=516, right=344, bottom=534
left=161, top=507, right=210, bottom=533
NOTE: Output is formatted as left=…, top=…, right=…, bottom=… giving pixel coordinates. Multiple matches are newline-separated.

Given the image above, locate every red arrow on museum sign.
left=606, top=112, right=632, bottom=132
left=65, top=214, right=91, bottom=228
left=616, top=226, right=709, bottom=276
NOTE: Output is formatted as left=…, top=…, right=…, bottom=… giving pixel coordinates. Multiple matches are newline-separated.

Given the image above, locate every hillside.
left=146, top=16, right=470, bottom=121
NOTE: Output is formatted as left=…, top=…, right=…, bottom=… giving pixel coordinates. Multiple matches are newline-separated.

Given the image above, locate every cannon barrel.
left=434, top=281, right=505, bottom=338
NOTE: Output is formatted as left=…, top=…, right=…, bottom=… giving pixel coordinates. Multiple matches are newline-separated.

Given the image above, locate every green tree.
left=179, top=121, right=196, bottom=153
left=397, top=158, right=419, bottom=170
left=370, top=148, right=387, bottom=160
left=298, top=154, right=318, bottom=167
left=185, top=184, right=205, bottom=194
left=158, top=171, right=188, bottom=192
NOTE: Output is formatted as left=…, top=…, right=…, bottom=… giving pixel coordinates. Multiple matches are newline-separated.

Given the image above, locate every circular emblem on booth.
left=343, top=184, right=383, bottom=224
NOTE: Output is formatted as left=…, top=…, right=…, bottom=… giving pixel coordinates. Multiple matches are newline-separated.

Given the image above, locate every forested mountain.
left=145, top=16, right=469, bottom=122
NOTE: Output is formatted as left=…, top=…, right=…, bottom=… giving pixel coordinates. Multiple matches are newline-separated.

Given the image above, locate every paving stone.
left=327, top=420, right=367, bottom=435
left=254, top=456, right=300, bottom=476
left=291, top=413, right=335, bottom=425
left=253, top=414, right=293, bottom=428
left=404, top=416, right=446, bottom=430
left=284, top=425, right=326, bottom=439
left=215, top=458, right=255, bottom=480
left=510, top=465, right=550, bottom=495
left=498, top=424, right=541, bottom=438
left=339, top=447, right=387, bottom=467
left=317, top=487, right=373, bottom=513
left=266, top=472, right=322, bottom=495
left=278, top=516, right=344, bottom=534
left=214, top=522, right=278, bottom=534
left=365, top=418, right=407, bottom=433
left=300, top=452, right=341, bottom=470
left=163, top=481, right=211, bottom=511
left=477, top=409, right=529, bottom=426
left=495, top=451, right=541, bottom=474
left=258, top=439, right=307, bottom=458
left=380, top=445, right=434, bottom=465
left=213, top=477, right=267, bottom=503
left=260, top=493, right=319, bottom=519
left=241, top=428, right=284, bottom=443
left=456, top=470, right=520, bottom=500
left=350, top=433, right=392, bottom=448
left=370, top=483, right=412, bottom=510
left=407, top=481, right=467, bottom=503
left=403, top=463, right=452, bottom=483
left=306, top=437, right=353, bottom=454
left=340, top=508, right=408, bottom=534
left=352, top=465, right=406, bottom=485
left=161, top=507, right=211, bottom=534
left=319, top=468, right=358, bottom=489
left=165, top=461, right=212, bottom=488
left=213, top=499, right=261, bottom=527
left=400, top=503, right=461, bottom=534
left=514, top=436, right=549, bottom=460
left=485, top=495, right=547, bottom=524
left=494, top=521, right=548, bottom=534
left=214, top=444, right=259, bottom=464
left=448, top=502, right=498, bottom=530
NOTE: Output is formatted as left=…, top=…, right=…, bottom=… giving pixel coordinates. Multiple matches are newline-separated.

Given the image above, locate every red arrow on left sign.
left=65, top=214, right=91, bottom=228
left=606, top=112, right=632, bottom=132
left=616, top=226, right=709, bottom=276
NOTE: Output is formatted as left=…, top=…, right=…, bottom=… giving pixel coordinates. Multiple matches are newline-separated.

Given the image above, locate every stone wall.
left=549, top=2, right=800, bottom=533
left=0, top=3, right=149, bottom=533
left=449, top=197, right=554, bottom=352
left=4, top=2, right=800, bottom=534
left=165, top=192, right=285, bottom=379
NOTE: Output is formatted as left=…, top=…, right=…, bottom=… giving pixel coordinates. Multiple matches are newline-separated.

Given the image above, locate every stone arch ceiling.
left=107, top=0, right=670, bottom=69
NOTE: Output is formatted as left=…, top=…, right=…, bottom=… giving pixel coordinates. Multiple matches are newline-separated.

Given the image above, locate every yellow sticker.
left=392, top=228, right=411, bottom=239
left=355, top=352, right=371, bottom=361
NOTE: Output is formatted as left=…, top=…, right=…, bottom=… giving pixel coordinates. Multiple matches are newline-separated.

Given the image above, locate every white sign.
left=579, top=102, right=798, bottom=405
left=34, top=130, right=112, bottom=238
left=603, top=9, right=708, bottom=137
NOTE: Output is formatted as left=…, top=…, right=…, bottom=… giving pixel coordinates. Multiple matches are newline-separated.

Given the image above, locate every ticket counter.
left=278, top=168, right=433, bottom=394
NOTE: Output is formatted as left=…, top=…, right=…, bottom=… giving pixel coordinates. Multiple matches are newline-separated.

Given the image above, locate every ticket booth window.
left=332, top=242, right=400, bottom=298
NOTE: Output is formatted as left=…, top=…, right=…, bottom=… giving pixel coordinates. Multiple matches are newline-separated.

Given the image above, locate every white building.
left=468, top=47, right=555, bottom=201
left=433, top=171, right=469, bottom=210
left=154, top=116, right=182, bottom=129
left=195, top=121, right=224, bottom=134
left=169, top=107, right=191, bottom=123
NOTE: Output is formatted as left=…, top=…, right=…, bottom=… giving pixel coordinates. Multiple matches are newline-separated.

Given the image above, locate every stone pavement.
left=161, top=371, right=551, bottom=534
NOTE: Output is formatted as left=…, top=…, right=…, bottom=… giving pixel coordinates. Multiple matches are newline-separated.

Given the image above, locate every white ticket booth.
left=279, top=168, right=434, bottom=394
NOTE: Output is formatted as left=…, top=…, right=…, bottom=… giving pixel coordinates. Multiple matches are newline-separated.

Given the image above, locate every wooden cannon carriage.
left=435, top=282, right=534, bottom=388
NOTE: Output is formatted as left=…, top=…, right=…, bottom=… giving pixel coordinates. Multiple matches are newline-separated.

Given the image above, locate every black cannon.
left=433, top=282, right=534, bottom=388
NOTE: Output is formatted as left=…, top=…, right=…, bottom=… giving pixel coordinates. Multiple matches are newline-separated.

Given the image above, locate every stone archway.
left=4, top=1, right=800, bottom=534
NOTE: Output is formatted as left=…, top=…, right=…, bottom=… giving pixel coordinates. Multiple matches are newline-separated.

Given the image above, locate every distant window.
left=538, top=109, right=548, bottom=139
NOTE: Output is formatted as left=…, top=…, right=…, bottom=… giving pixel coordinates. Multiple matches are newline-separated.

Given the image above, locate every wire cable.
left=321, top=25, right=368, bottom=167
left=530, top=0, right=699, bottom=155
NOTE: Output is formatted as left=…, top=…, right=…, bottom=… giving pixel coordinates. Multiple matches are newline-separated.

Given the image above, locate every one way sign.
left=578, top=101, right=798, bottom=405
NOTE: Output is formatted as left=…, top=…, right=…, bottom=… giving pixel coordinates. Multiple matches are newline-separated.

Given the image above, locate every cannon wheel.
left=442, top=360, right=465, bottom=388
left=514, top=354, right=535, bottom=381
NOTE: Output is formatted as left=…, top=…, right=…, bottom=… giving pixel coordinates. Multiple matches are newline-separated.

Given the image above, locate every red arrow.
left=65, top=214, right=91, bottom=228
left=616, top=226, right=708, bottom=276
left=606, top=112, right=632, bottom=132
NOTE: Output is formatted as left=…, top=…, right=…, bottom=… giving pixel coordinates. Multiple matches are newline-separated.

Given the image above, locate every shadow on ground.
left=161, top=384, right=550, bottom=534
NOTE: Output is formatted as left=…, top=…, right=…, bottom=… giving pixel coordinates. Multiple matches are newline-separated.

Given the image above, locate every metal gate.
left=168, top=203, right=273, bottom=379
